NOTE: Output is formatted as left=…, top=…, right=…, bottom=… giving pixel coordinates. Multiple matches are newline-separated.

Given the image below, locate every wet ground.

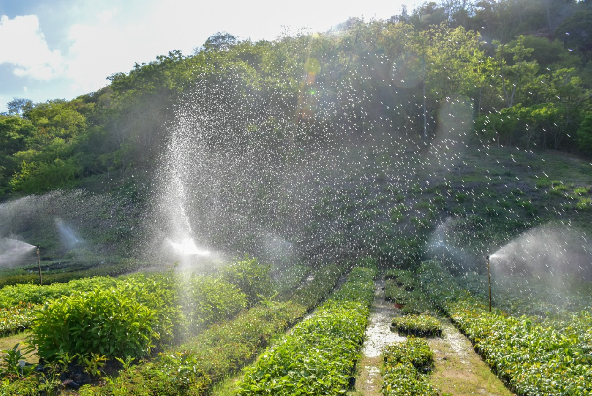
left=353, top=280, right=403, bottom=396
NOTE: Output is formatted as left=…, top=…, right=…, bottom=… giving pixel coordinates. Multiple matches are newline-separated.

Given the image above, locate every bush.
left=391, top=314, right=442, bottom=337
left=180, top=275, right=247, bottom=332
left=382, top=337, right=439, bottom=396
left=221, top=257, right=272, bottom=307
left=27, top=286, right=159, bottom=363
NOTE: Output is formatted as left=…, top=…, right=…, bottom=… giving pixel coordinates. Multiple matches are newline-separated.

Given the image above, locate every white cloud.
left=0, top=15, right=64, bottom=80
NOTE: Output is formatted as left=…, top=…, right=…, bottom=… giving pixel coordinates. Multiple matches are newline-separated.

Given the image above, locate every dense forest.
left=1, top=0, right=591, bottom=198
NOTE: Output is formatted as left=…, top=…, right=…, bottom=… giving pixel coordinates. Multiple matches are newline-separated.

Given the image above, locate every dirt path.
left=428, top=319, right=515, bottom=396
left=352, top=280, right=403, bottom=396
left=352, top=282, right=515, bottom=396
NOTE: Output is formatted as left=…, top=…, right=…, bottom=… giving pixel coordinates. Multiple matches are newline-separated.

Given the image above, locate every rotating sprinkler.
left=486, top=255, right=491, bottom=312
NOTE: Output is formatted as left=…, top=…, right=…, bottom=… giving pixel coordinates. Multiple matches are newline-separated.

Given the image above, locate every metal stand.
left=37, top=247, right=42, bottom=286
left=486, top=255, right=491, bottom=312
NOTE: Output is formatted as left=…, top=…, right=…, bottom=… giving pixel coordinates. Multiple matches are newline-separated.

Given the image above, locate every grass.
left=0, top=332, right=37, bottom=364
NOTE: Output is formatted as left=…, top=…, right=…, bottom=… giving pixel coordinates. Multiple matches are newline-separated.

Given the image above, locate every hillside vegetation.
left=1, top=0, right=591, bottom=268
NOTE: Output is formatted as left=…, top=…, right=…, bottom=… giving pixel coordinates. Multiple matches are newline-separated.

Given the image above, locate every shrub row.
left=0, top=276, right=119, bottom=308
left=417, top=260, right=592, bottom=395
left=391, top=314, right=442, bottom=337
left=76, top=264, right=345, bottom=395
left=0, top=303, right=37, bottom=336
left=23, top=257, right=274, bottom=367
left=382, top=337, right=439, bottom=396
left=236, top=266, right=376, bottom=395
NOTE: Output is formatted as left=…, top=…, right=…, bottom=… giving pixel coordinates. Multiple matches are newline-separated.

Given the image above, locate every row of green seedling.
left=74, top=264, right=346, bottom=395
left=1, top=258, right=275, bottom=393
left=417, top=260, right=592, bottom=395
left=391, top=314, right=442, bottom=337
left=235, top=266, right=376, bottom=395
left=382, top=337, right=439, bottom=396
left=0, top=304, right=37, bottom=336
left=384, top=269, right=435, bottom=316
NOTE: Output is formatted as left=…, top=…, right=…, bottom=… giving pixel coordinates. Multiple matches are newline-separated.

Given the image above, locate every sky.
left=0, top=0, right=423, bottom=113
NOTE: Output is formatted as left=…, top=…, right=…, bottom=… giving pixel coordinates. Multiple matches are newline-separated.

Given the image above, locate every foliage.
left=220, top=256, right=272, bottom=307
left=384, top=280, right=408, bottom=304
left=391, top=314, right=442, bottom=337
left=0, top=276, right=119, bottom=308
left=383, top=337, right=434, bottom=372
left=0, top=303, right=37, bottom=336
left=235, top=265, right=375, bottom=395
left=78, top=262, right=342, bottom=394
left=23, top=264, right=267, bottom=366
left=577, top=113, right=592, bottom=155
left=27, top=285, right=159, bottom=363
left=382, top=337, right=439, bottom=396
left=180, top=275, right=248, bottom=332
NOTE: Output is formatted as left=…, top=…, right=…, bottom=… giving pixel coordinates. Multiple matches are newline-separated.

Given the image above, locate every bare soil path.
left=352, top=281, right=515, bottom=396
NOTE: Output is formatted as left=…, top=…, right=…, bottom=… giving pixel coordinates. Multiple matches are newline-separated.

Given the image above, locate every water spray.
left=37, top=246, right=42, bottom=286
left=486, top=255, right=491, bottom=312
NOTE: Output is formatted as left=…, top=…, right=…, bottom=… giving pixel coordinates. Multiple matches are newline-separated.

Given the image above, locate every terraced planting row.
left=418, top=260, right=592, bottom=395
left=0, top=304, right=36, bottom=336
left=42, top=264, right=344, bottom=395
left=2, top=258, right=317, bottom=394
left=382, top=337, right=438, bottom=396
left=235, top=266, right=376, bottom=395
left=0, top=265, right=342, bottom=395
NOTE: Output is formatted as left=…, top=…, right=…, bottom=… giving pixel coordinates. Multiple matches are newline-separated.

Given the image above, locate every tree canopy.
left=1, top=0, right=590, bottom=198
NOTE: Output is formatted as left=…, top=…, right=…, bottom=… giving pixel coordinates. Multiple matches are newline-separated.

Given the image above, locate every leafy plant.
left=27, top=285, right=159, bottom=363
left=235, top=265, right=376, bottom=395
left=221, top=257, right=273, bottom=307
left=418, top=260, right=592, bottom=395
left=1, top=344, right=31, bottom=379
left=382, top=337, right=439, bottom=396
left=391, top=314, right=442, bottom=337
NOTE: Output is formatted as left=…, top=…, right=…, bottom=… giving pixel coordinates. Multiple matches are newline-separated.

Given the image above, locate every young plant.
left=391, top=314, right=442, bottom=337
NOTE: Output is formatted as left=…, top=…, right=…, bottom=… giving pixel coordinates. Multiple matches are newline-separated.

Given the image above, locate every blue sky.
left=0, top=0, right=422, bottom=113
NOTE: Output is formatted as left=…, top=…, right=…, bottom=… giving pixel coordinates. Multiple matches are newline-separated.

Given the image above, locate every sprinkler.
left=37, top=246, right=42, bottom=286
left=486, top=255, right=491, bottom=312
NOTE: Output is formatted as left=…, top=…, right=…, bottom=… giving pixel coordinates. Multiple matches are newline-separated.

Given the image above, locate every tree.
left=577, top=112, right=592, bottom=154
left=201, top=32, right=238, bottom=52
left=5, top=98, right=33, bottom=116
left=555, top=10, right=592, bottom=58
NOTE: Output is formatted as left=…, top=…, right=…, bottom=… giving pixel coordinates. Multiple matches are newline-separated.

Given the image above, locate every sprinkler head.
left=486, top=255, right=489, bottom=260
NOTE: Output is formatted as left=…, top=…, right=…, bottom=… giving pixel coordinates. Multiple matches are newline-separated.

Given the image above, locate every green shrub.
left=221, top=257, right=272, bottom=307
left=382, top=337, right=439, bottom=396
left=27, top=286, right=159, bottom=363
left=180, top=276, right=247, bottom=331
left=391, top=314, right=442, bottom=337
